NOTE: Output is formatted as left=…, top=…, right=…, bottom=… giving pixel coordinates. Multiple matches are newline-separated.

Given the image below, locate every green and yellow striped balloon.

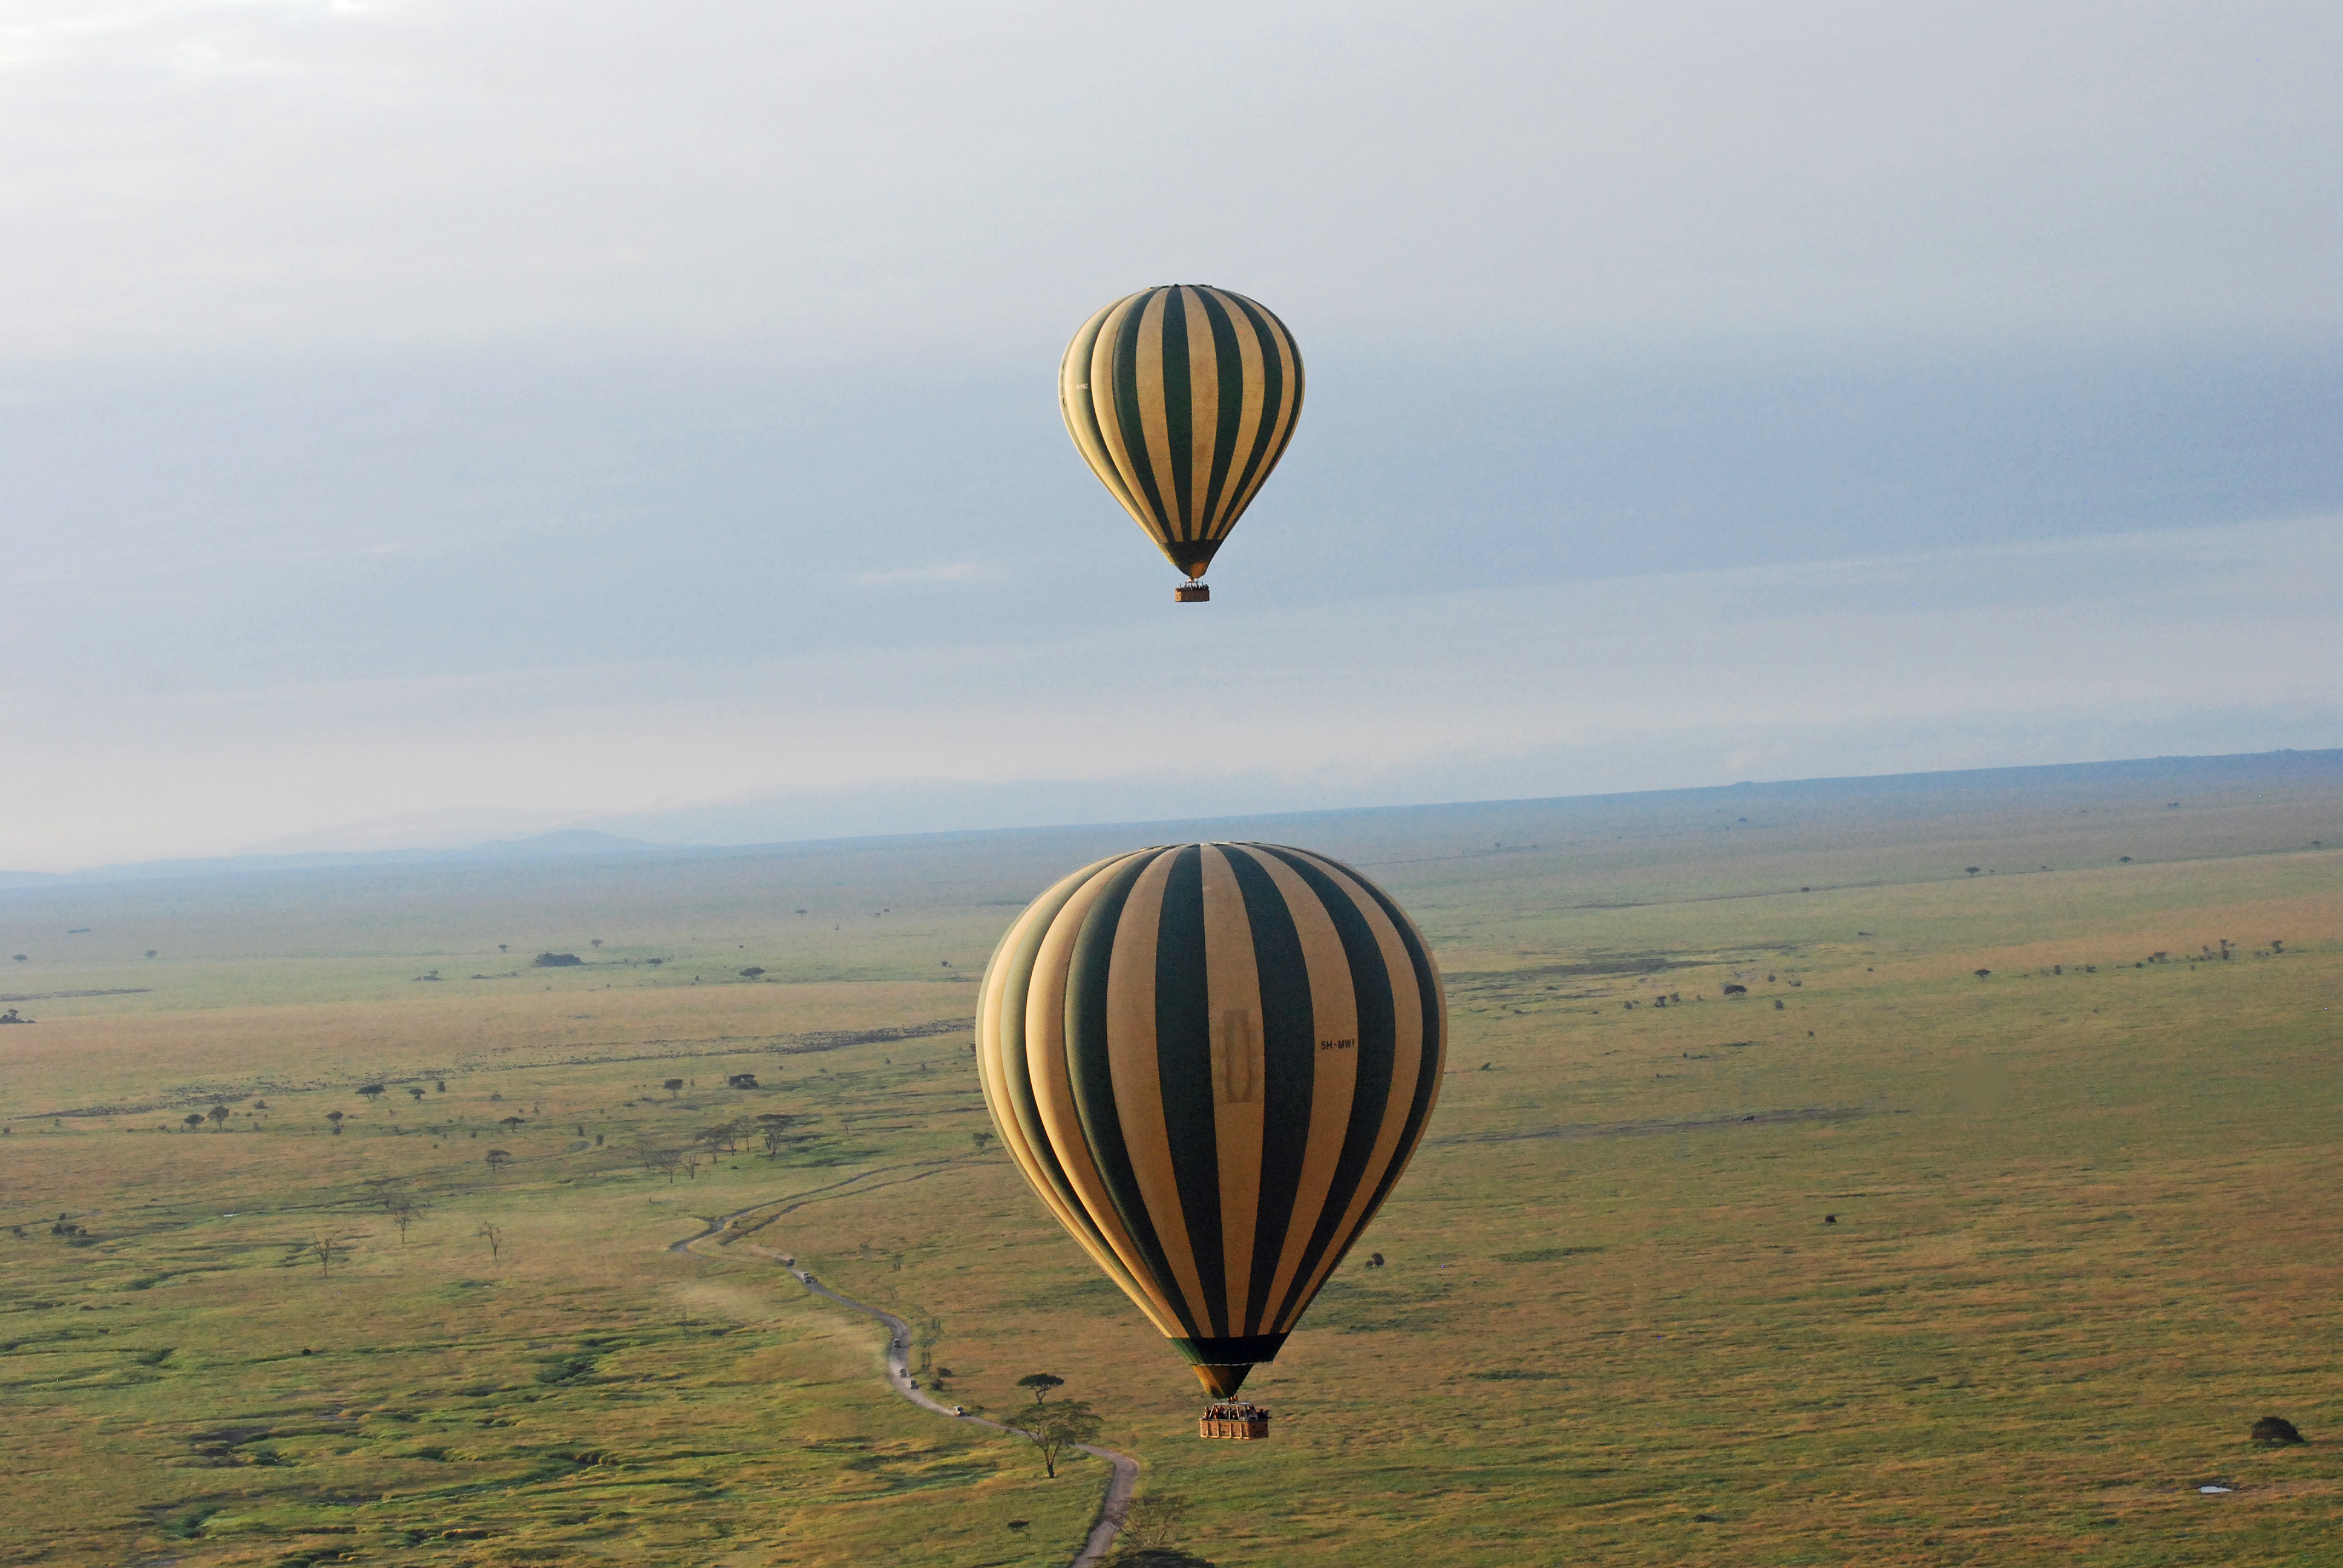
left=975, top=843, right=1446, bottom=1399
left=1058, top=286, right=1305, bottom=589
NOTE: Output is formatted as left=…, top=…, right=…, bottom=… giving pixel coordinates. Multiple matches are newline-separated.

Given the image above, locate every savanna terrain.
left=1, top=750, right=2337, bottom=1567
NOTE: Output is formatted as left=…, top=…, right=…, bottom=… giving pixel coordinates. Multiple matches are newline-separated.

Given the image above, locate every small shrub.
left=2251, top=1415, right=2305, bottom=1445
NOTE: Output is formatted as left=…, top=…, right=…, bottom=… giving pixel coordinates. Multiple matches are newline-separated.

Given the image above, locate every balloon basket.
left=1198, top=1401, right=1270, bottom=1441
left=1175, top=582, right=1210, bottom=603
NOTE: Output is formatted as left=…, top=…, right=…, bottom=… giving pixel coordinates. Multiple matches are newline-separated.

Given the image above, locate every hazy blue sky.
left=4, top=1, right=2338, bottom=869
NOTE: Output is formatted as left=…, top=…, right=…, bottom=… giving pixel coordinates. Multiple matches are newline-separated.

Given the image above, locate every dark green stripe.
left=1109, top=290, right=1174, bottom=536
left=1064, top=848, right=1199, bottom=1337
left=1217, top=293, right=1293, bottom=539
left=1195, top=290, right=1247, bottom=532
left=1062, top=305, right=1134, bottom=517
left=1153, top=846, right=1226, bottom=1337
left=987, top=864, right=1150, bottom=1303
left=1341, top=871, right=1445, bottom=1230
left=1221, top=844, right=1318, bottom=1336
left=1159, top=288, right=1195, bottom=541
left=1253, top=848, right=1400, bottom=1331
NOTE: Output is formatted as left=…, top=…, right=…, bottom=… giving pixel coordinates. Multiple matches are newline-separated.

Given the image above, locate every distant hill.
left=0, top=828, right=679, bottom=888
left=2, top=748, right=2334, bottom=892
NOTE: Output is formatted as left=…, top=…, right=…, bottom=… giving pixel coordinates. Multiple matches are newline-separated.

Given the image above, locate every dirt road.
left=674, top=1192, right=1141, bottom=1567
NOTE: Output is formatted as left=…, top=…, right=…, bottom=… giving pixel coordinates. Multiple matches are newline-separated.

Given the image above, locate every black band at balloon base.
left=1170, top=1333, right=1287, bottom=1398
left=1168, top=1334, right=1289, bottom=1367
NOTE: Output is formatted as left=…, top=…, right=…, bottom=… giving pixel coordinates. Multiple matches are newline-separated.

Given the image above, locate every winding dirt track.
left=672, top=1185, right=1141, bottom=1568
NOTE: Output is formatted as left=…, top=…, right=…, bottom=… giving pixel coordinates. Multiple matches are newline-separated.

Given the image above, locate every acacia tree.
left=309, top=1229, right=349, bottom=1279
left=1017, top=1372, right=1064, bottom=1404
left=1120, top=1493, right=1193, bottom=1552
left=1021, top=1398, right=1102, bottom=1478
left=208, top=1105, right=231, bottom=1129
left=485, top=1148, right=514, bottom=1178
left=326, top=1111, right=346, bottom=1134
left=475, top=1220, right=504, bottom=1262
left=182, top=1112, right=205, bottom=1132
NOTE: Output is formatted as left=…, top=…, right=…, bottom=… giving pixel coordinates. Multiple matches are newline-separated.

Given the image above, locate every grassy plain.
left=1, top=753, right=2337, bottom=1566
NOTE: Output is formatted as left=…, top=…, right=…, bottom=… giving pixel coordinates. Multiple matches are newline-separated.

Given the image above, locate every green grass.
left=2, top=757, right=2338, bottom=1564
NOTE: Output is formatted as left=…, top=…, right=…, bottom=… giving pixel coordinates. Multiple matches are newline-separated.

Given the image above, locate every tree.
left=664, top=1078, right=684, bottom=1097
left=182, top=1112, right=205, bottom=1131
left=357, top=1084, right=385, bottom=1102
left=638, top=1142, right=685, bottom=1184
left=145, top=950, right=157, bottom=959
left=1021, top=1397, right=1102, bottom=1478
left=326, top=1111, right=346, bottom=1134
left=499, top=1116, right=525, bottom=1132
left=475, top=1220, right=504, bottom=1261
left=309, top=1229, right=348, bottom=1279
left=1965, top=866, right=1981, bottom=875
left=498, top=944, right=509, bottom=953
left=1017, top=1372, right=1064, bottom=1404
left=972, top=1129, right=994, bottom=1153
left=407, top=1086, right=426, bottom=1103
left=1120, top=1493, right=1193, bottom=1552
left=207, top=1104, right=230, bottom=1129
left=485, top=1148, right=514, bottom=1177
left=590, top=939, right=604, bottom=949
left=738, top=966, right=766, bottom=979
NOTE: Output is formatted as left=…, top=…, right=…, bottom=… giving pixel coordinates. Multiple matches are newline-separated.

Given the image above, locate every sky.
left=3, top=1, right=2338, bottom=871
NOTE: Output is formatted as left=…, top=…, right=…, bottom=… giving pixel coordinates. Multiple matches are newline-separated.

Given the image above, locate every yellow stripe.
left=1180, top=286, right=1219, bottom=541
left=1024, top=853, right=1187, bottom=1336
left=1236, top=844, right=1360, bottom=1330
left=1213, top=296, right=1303, bottom=535
left=1199, top=843, right=1267, bottom=1336
left=1106, top=849, right=1212, bottom=1328
left=974, top=861, right=1171, bottom=1333
left=1088, top=293, right=1168, bottom=547
left=1207, top=293, right=1269, bottom=539
left=1130, top=289, right=1179, bottom=537
left=1059, top=297, right=1143, bottom=526
left=1267, top=849, right=1432, bottom=1330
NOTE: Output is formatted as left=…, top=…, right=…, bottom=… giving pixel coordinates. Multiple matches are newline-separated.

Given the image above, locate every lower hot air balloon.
left=975, top=843, right=1446, bottom=1436
left=1059, top=287, right=1305, bottom=603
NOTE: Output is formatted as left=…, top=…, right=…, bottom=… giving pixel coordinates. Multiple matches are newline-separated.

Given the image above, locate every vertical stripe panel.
left=1065, top=848, right=1201, bottom=1336
left=1233, top=846, right=1360, bottom=1328
left=1096, top=294, right=1171, bottom=542
left=1198, top=844, right=1266, bottom=1337
left=1217, top=845, right=1319, bottom=1336
left=977, top=855, right=1179, bottom=1335
left=1104, top=850, right=1213, bottom=1330
left=1024, top=852, right=1191, bottom=1334
left=1152, top=847, right=1230, bottom=1338
left=1159, top=287, right=1196, bottom=540
left=1256, top=848, right=1427, bottom=1331
left=1059, top=298, right=1145, bottom=525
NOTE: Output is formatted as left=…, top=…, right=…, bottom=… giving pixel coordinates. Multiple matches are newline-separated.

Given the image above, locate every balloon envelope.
left=976, top=842, right=1446, bottom=1396
left=1058, top=286, right=1305, bottom=583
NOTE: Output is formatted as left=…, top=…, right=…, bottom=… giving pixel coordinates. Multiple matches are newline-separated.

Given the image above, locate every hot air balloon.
left=1059, top=287, right=1305, bottom=603
left=975, top=842, right=1446, bottom=1428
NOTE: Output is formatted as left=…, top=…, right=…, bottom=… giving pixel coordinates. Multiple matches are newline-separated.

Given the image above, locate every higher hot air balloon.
left=975, top=843, right=1446, bottom=1429
left=1059, top=287, right=1305, bottom=603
